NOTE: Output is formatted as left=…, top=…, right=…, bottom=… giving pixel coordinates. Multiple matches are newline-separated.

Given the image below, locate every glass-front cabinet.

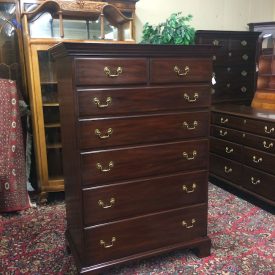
left=21, top=0, right=139, bottom=201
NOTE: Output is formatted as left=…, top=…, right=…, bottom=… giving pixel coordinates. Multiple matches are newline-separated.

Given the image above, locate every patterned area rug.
left=0, top=183, right=274, bottom=274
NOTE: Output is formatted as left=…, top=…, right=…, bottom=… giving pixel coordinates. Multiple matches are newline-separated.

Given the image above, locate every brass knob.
left=241, top=87, right=247, bottom=93
left=242, top=54, right=248, bottom=60
left=212, top=40, right=219, bottom=46
left=241, top=40, right=247, bottom=46
left=241, top=70, right=247, bottom=77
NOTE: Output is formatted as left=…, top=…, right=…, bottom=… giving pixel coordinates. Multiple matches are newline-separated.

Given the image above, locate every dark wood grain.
left=79, top=111, right=210, bottom=149
left=84, top=204, right=207, bottom=265
left=75, top=58, right=147, bottom=86
left=77, top=85, right=211, bottom=117
left=83, top=170, right=208, bottom=225
left=210, top=125, right=244, bottom=143
left=211, top=112, right=244, bottom=130
left=150, top=58, right=212, bottom=84
left=243, top=133, right=275, bottom=154
left=81, top=139, right=209, bottom=186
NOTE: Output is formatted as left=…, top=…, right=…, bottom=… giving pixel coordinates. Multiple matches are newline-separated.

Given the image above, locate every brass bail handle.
left=100, top=237, right=116, bottom=248
left=184, top=93, right=199, bottom=102
left=104, top=66, right=123, bottom=78
left=174, top=65, right=190, bottom=76
left=95, top=128, right=113, bottom=139
left=96, top=161, right=114, bottom=172
left=98, top=198, right=115, bottom=209
left=182, top=218, right=196, bottom=229
left=93, top=97, right=112, bottom=108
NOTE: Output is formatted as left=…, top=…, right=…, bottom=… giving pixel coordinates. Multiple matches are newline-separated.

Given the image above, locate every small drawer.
left=83, top=170, right=208, bottom=225
left=210, top=154, right=242, bottom=185
left=226, top=49, right=256, bottom=65
left=242, top=166, right=275, bottom=202
left=75, top=58, right=147, bottom=86
left=229, top=39, right=256, bottom=50
left=84, top=204, right=207, bottom=265
left=244, top=133, right=275, bottom=154
left=211, top=112, right=244, bottom=130
left=150, top=58, right=212, bottom=84
left=243, top=118, right=275, bottom=138
left=211, top=125, right=244, bottom=143
left=81, top=139, right=209, bottom=186
left=77, top=85, right=211, bottom=117
left=210, top=137, right=242, bottom=161
left=79, top=111, right=210, bottom=149
left=243, top=147, right=275, bottom=175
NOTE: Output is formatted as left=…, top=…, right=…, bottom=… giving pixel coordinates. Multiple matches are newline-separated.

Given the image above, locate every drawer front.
left=226, top=49, right=256, bottom=65
left=77, top=85, right=211, bottom=117
left=211, top=125, right=244, bottom=143
left=244, top=133, right=275, bottom=154
left=75, top=58, right=147, bottom=85
left=150, top=58, right=212, bottom=84
left=243, top=147, right=275, bottom=175
left=81, top=139, right=209, bottom=186
left=229, top=38, right=256, bottom=50
left=211, top=112, right=244, bottom=130
left=243, top=118, right=275, bottom=138
left=210, top=137, right=242, bottom=161
left=210, top=154, right=242, bottom=185
left=79, top=111, right=210, bottom=149
left=83, top=170, right=208, bottom=225
left=84, top=205, right=207, bottom=265
left=242, top=166, right=275, bottom=201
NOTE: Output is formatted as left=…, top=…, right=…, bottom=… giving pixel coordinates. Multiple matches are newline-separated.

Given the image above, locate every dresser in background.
left=50, top=43, right=216, bottom=274
left=195, top=30, right=260, bottom=104
left=210, top=104, right=275, bottom=207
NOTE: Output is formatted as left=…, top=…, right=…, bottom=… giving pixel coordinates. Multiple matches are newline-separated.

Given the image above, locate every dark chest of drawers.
left=210, top=104, right=275, bottom=207
left=50, top=43, right=216, bottom=274
left=195, top=30, right=260, bottom=104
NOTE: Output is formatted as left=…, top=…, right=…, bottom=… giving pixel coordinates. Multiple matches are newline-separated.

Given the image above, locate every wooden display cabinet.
left=21, top=0, right=139, bottom=201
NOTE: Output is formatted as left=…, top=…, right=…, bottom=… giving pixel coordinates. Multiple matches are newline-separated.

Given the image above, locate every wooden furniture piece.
left=210, top=104, right=275, bottom=207
left=195, top=30, right=260, bottom=104
left=50, top=42, right=216, bottom=274
left=21, top=0, right=139, bottom=201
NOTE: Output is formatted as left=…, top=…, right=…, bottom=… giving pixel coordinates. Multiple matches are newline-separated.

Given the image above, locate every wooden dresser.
left=210, top=104, right=275, bottom=207
left=50, top=43, right=216, bottom=274
left=195, top=30, right=260, bottom=104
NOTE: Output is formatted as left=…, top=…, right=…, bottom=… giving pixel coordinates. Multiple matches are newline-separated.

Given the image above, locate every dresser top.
left=212, top=104, right=275, bottom=122
left=196, top=30, right=260, bottom=38
left=50, top=42, right=218, bottom=59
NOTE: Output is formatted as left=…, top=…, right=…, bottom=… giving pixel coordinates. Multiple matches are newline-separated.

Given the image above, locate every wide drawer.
left=243, top=118, right=275, bottom=138
left=150, top=58, right=212, bottom=84
left=81, top=139, right=208, bottom=186
left=242, top=166, right=275, bottom=201
left=84, top=204, right=207, bottom=265
left=75, top=58, right=147, bottom=86
left=243, top=133, right=275, bottom=154
left=210, top=137, right=242, bottom=161
left=211, top=125, right=244, bottom=143
left=243, top=147, right=275, bottom=175
left=211, top=112, right=244, bottom=130
left=210, top=154, right=242, bottom=185
left=79, top=111, right=210, bottom=149
left=83, top=170, right=208, bottom=225
left=77, top=85, right=211, bottom=117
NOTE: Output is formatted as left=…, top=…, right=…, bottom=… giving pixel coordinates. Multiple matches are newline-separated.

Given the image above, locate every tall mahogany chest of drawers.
left=195, top=30, right=260, bottom=104
left=50, top=43, right=216, bottom=274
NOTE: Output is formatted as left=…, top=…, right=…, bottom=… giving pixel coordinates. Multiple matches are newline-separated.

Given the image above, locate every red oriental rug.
left=0, top=183, right=274, bottom=274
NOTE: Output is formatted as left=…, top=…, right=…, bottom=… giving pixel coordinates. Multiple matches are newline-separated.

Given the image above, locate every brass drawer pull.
left=242, top=54, right=248, bottom=60
left=174, top=65, right=189, bottom=76
left=225, top=147, right=234, bottom=154
left=182, top=150, right=197, bottom=160
left=182, top=183, right=196, bottom=193
left=95, top=128, right=113, bottom=139
left=241, top=86, right=247, bottom=93
left=184, top=92, right=198, bottom=102
left=241, top=70, right=247, bottom=77
left=220, top=117, right=228, bottom=124
left=183, top=121, right=198, bottom=130
left=212, top=40, right=219, bottom=46
left=96, top=161, right=114, bottom=172
left=98, top=198, right=115, bottom=209
left=212, top=55, right=216, bottom=61
left=263, top=141, right=273, bottom=149
left=264, top=126, right=274, bottom=134
left=241, top=40, right=247, bottom=46
left=100, top=237, right=116, bottom=248
left=93, top=97, right=112, bottom=108
left=224, top=166, right=232, bottom=173
left=104, top=66, right=122, bottom=78
left=253, top=156, right=262, bottom=163
left=182, top=218, right=196, bottom=229
left=251, top=177, right=261, bottom=185
left=219, top=130, right=228, bottom=137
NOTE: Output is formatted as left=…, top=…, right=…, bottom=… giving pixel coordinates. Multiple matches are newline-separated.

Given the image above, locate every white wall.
left=135, top=0, right=275, bottom=42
